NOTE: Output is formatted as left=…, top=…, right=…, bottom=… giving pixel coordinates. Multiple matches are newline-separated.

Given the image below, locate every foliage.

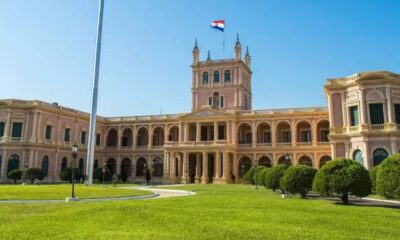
left=256, top=167, right=270, bottom=187
left=376, top=154, right=400, bottom=200
left=243, top=166, right=264, bottom=185
left=60, top=168, right=81, bottom=183
left=280, top=165, right=317, bottom=198
left=26, top=168, right=44, bottom=184
left=369, top=166, right=379, bottom=192
left=7, top=169, right=22, bottom=184
left=313, top=158, right=371, bottom=204
left=265, top=164, right=289, bottom=191
left=93, top=167, right=112, bottom=182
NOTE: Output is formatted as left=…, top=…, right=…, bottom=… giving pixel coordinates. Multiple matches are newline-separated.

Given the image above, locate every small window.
left=202, top=72, right=209, bottom=84
left=64, top=128, right=71, bottom=142
left=212, top=92, right=220, bottom=109
left=224, top=70, right=231, bottom=82
left=349, top=106, right=359, bottom=126
left=45, top=125, right=52, bottom=140
left=96, top=133, right=101, bottom=146
left=220, top=96, right=224, bottom=108
left=0, top=122, right=4, bottom=137
left=81, top=131, right=87, bottom=144
left=213, top=71, right=220, bottom=83
left=11, top=122, right=23, bottom=138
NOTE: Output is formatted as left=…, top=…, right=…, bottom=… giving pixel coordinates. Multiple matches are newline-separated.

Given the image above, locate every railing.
left=318, top=141, right=330, bottom=145
left=370, top=124, right=385, bottom=131
left=276, top=142, right=291, bottom=146
left=0, top=137, right=6, bottom=142
left=45, top=139, right=52, bottom=144
left=297, top=141, right=312, bottom=145
left=349, top=126, right=360, bottom=132
left=11, top=137, right=22, bottom=142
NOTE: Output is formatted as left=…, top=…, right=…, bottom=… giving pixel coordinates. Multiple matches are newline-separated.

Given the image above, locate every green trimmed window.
left=349, top=106, right=359, bottom=126
left=11, top=122, right=22, bottom=138
left=64, top=128, right=71, bottom=142
left=369, top=103, right=384, bottom=124
left=0, top=122, right=4, bottom=137
left=224, top=70, right=231, bottom=82
left=213, top=71, right=220, bottom=83
left=45, top=125, right=52, bottom=140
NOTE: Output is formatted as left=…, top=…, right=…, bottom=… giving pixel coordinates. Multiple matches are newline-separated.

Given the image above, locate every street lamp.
left=102, top=163, right=106, bottom=185
left=67, top=143, right=79, bottom=202
left=143, top=163, right=147, bottom=185
left=253, top=160, right=258, bottom=190
left=285, top=153, right=290, bottom=165
left=23, top=162, right=28, bottom=185
left=241, top=164, right=245, bottom=183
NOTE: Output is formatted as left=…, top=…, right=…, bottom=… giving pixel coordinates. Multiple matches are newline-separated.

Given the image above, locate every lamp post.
left=23, top=162, right=28, bottom=185
left=67, top=143, right=79, bottom=202
left=102, top=163, right=106, bottom=185
left=241, top=164, right=245, bottom=183
left=253, top=160, right=258, bottom=190
left=285, top=153, right=290, bottom=165
left=143, top=163, right=147, bottom=185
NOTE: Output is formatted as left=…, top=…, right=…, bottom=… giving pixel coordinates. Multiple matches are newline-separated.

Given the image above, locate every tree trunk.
left=341, top=194, right=349, bottom=204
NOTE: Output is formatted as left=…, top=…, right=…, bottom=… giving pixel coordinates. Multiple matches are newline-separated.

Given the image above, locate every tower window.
left=202, top=72, right=209, bottom=84
left=213, top=71, right=220, bottom=83
left=212, top=92, right=220, bottom=109
left=224, top=70, right=231, bottom=82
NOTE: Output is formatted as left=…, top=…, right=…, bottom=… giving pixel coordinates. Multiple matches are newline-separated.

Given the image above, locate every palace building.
left=1, top=37, right=399, bottom=183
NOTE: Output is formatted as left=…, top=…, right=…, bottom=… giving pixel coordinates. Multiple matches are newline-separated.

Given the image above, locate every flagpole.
left=86, top=0, right=105, bottom=185
left=223, top=22, right=225, bottom=58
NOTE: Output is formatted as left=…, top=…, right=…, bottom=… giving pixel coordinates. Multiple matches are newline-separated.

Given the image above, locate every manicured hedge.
left=280, top=165, right=317, bottom=198
left=265, top=164, right=289, bottom=191
left=376, top=154, right=400, bottom=200
left=26, top=168, right=44, bottom=184
left=7, top=169, right=22, bottom=184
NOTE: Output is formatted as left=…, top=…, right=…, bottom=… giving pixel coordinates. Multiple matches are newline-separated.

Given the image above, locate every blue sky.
left=1, top=0, right=399, bottom=116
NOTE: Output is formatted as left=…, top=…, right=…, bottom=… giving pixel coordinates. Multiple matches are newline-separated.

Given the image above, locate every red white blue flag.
left=211, top=20, right=225, bottom=32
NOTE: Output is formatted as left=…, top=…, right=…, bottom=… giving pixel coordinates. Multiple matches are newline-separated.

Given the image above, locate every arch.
left=106, top=128, right=118, bottom=147
left=276, top=121, right=291, bottom=143
left=278, top=154, right=292, bottom=165
left=238, top=156, right=252, bottom=177
left=152, top=157, right=163, bottom=177
left=352, top=149, right=363, bottom=165
left=152, top=126, right=165, bottom=146
left=106, top=158, right=117, bottom=175
left=373, top=148, right=389, bottom=166
left=7, top=154, right=20, bottom=174
left=168, top=126, right=179, bottom=142
left=256, top=122, right=271, bottom=144
left=258, top=156, right=272, bottom=167
left=237, top=122, right=252, bottom=144
left=298, top=155, right=313, bottom=167
left=121, top=157, right=132, bottom=178
left=317, top=120, right=330, bottom=142
left=224, top=70, right=231, bottom=82
left=202, top=71, right=209, bottom=84
left=41, top=156, right=49, bottom=177
left=136, top=157, right=147, bottom=177
left=212, top=92, right=220, bottom=109
left=366, top=89, right=385, bottom=101
left=296, top=121, right=312, bottom=143
left=319, top=155, right=331, bottom=168
left=213, top=71, right=220, bottom=83
left=61, top=157, right=68, bottom=172
left=136, top=127, right=149, bottom=146
left=121, top=128, right=133, bottom=147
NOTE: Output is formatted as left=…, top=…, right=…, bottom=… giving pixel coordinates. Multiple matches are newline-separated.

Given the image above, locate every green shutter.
left=369, top=104, right=384, bottom=124
left=11, top=123, right=22, bottom=138
left=0, top=122, right=4, bottom=137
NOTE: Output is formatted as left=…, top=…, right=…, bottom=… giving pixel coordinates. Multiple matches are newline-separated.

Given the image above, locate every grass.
left=0, top=184, right=399, bottom=239
left=0, top=184, right=150, bottom=200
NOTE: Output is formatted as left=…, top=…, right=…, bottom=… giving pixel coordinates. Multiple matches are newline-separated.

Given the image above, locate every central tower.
left=191, top=35, right=252, bottom=111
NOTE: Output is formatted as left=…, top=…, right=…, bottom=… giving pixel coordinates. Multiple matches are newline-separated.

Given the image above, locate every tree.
left=313, top=158, right=371, bottom=204
left=265, top=164, right=289, bottom=191
left=369, top=166, right=379, bottom=193
left=376, top=154, right=400, bottom=200
left=243, top=166, right=264, bottom=185
left=256, top=167, right=270, bottom=187
left=60, top=168, right=80, bottom=183
left=7, top=169, right=22, bottom=184
left=93, top=167, right=112, bottom=182
left=26, top=168, right=44, bottom=184
left=280, top=165, right=317, bottom=198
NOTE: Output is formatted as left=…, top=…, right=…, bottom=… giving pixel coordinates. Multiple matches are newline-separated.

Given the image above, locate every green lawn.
left=0, top=184, right=150, bottom=200
left=0, top=184, right=399, bottom=240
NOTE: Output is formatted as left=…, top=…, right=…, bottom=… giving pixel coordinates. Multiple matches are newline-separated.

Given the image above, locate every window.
left=213, top=71, right=220, bottom=83
left=81, top=131, right=86, bottom=144
left=395, top=104, right=400, bottom=124
left=64, top=128, right=71, bottom=142
left=373, top=148, right=388, bottom=166
left=11, top=122, right=22, bottom=138
left=369, top=103, right=384, bottom=124
left=212, top=92, right=220, bottom=109
left=220, top=96, right=224, bottom=108
left=45, top=125, right=52, bottom=140
left=282, top=131, right=291, bottom=143
left=320, top=130, right=329, bottom=142
left=224, top=70, right=231, bottom=82
left=96, top=134, right=101, bottom=146
left=0, top=122, right=4, bottom=137
left=7, top=154, right=19, bottom=174
left=218, top=125, right=225, bottom=140
left=349, top=106, right=359, bottom=126
left=352, top=149, right=363, bottom=165
left=42, top=156, right=49, bottom=177
left=300, top=131, right=311, bottom=142
left=263, top=132, right=271, bottom=143
left=202, top=72, right=209, bottom=84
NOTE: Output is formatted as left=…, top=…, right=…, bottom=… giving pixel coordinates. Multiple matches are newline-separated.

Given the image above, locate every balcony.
left=276, top=142, right=291, bottom=146
left=256, top=142, right=272, bottom=147
left=45, top=139, right=52, bottom=144
left=11, top=137, right=22, bottom=142
left=370, top=124, right=385, bottom=131
left=297, top=141, right=312, bottom=146
left=349, top=126, right=360, bottom=133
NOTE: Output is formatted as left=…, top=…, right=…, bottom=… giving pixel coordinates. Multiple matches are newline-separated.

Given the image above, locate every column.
left=386, top=87, right=394, bottom=124
left=214, top=121, right=218, bottom=141
left=182, top=152, right=188, bottom=183
left=291, top=120, right=297, bottom=147
left=233, top=153, right=238, bottom=183
left=201, top=152, right=208, bottom=183
left=312, top=119, right=318, bottom=146
left=390, top=141, right=397, bottom=155
left=170, top=154, right=176, bottom=178
left=251, top=121, right=256, bottom=148
left=117, top=126, right=122, bottom=149
left=226, top=121, right=231, bottom=142
left=0, top=150, right=7, bottom=179
left=148, top=126, right=153, bottom=148
left=222, top=151, right=228, bottom=181
left=196, top=153, right=201, bottom=182
left=116, top=156, right=121, bottom=175
left=184, top=123, right=188, bottom=142
left=215, top=151, right=221, bottom=179
left=178, top=122, right=184, bottom=142
left=4, top=112, right=11, bottom=139
left=358, top=88, right=366, bottom=124
left=132, top=126, right=137, bottom=149
left=326, top=94, right=334, bottom=127
left=271, top=121, right=276, bottom=147
left=164, top=125, right=169, bottom=143
left=196, top=122, right=201, bottom=142
left=163, top=152, right=169, bottom=178
left=232, top=121, right=237, bottom=144
left=31, top=111, right=38, bottom=142
left=341, top=92, right=349, bottom=127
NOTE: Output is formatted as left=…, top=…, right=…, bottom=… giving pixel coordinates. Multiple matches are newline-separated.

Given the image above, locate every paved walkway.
left=0, top=185, right=195, bottom=204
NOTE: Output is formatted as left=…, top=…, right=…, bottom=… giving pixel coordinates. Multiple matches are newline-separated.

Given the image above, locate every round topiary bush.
left=243, top=166, right=265, bottom=185
left=280, top=165, right=317, bottom=198
left=7, top=169, right=22, bottom=184
left=376, top=154, right=400, bottom=200
left=26, top=168, right=44, bottom=184
left=265, top=164, right=289, bottom=191
left=369, top=166, right=379, bottom=193
left=256, top=167, right=270, bottom=187
left=93, top=167, right=112, bottom=182
left=313, top=158, right=371, bottom=204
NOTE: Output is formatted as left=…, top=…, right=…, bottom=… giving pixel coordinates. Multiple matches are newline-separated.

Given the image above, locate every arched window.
left=202, top=72, right=209, bottom=84
left=278, top=155, right=292, bottom=165
left=136, top=158, right=147, bottom=177
left=298, top=155, right=313, bottom=167
left=212, top=92, right=220, bottom=109
left=61, top=157, right=68, bottom=172
left=7, top=154, right=20, bottom=174
left=352, top=149, right=363, bottom=165
left=258, top=156, right=272, bottom=167
left=238, top=156, right=252, bottom=177
left=373, top=148, right=388, bottom=166
left=42, top=156, right=49, bottom=177
left=224, top=70, right=231, bottom=82
left=213, top=71, right=220, bottom=83
left=152, top=157, right=163, bottom=177
left=106, top=158, right=117, bottom=175
left=319, top=155, right=331, bottom=168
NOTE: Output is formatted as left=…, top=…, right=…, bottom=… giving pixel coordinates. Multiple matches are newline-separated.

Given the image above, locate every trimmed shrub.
left=243, top=166, right=263, bottom=185
left=280, top=165, right=317, bottom=198
left=369, top=166, right=379, bottom=193
left=313, top=158, right=371, bottom=204
left=93, top=167, right=112, bottom=182
left=7, top=169, right=22, bottom=184
left=256, top=167, right=270, bottom=187
left=60, top=168, right=81, bottom=183
left=26, top=168, right=44, bottom=184
left=376, top=154, right=400, bottom=200
left=265, top=164, right=289, bottom=191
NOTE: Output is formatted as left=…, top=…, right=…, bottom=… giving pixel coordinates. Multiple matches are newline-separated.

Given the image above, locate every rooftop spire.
left=207, top=50, right=211, bottom=61
left=193, top=38, right=199, bottom=51
left=236, top=33, right=240, bottom=44
left=245, top=46, right=249, bottom=56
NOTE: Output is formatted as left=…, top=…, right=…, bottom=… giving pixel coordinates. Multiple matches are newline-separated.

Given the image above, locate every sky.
left=1, top=0, right=400, bottom=117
